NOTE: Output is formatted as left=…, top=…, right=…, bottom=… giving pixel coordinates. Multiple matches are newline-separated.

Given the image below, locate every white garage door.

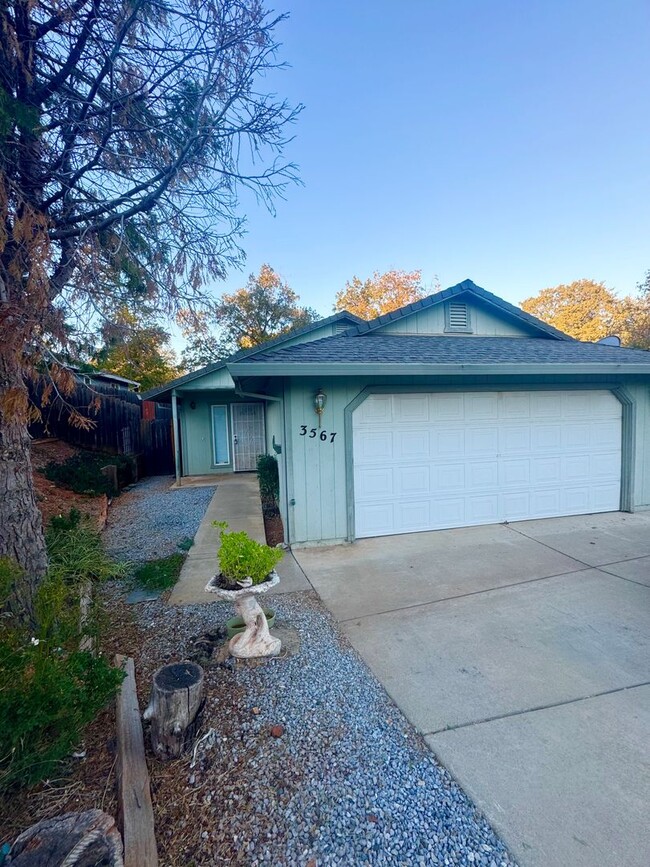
left=353, top=391, right=622, bottom=539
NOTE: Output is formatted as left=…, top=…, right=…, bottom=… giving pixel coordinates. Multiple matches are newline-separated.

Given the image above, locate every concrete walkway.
left=169, top=474, right=311, bottom=605
left=293, top=512, right=650, bottom=867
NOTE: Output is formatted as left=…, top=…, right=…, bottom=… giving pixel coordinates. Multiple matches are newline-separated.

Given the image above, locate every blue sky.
left=190, top=1, right=650, bottom=327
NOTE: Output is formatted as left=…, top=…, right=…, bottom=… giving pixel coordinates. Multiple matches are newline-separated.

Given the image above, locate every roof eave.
left=228, top=361, right=650, bottom=378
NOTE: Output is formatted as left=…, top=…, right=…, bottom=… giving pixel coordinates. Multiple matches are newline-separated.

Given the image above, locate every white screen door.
left=231, top=403, right=265, bottom=471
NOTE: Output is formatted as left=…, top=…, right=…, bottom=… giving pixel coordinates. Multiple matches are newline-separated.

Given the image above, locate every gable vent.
left=445, top=301, right=472, bottom=332
left=335, top=322, right=353, bottom=334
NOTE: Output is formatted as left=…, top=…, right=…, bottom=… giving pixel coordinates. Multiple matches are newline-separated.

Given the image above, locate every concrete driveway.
left=293, top=512, right=650, bottom=867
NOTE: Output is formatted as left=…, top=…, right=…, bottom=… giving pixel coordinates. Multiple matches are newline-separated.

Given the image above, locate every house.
left=144, top=280, right=650, bottom=546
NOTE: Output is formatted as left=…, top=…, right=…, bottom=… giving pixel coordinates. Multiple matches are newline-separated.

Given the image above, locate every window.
left=211, top=405, right=230, bottom=465
left=444, top=300, right=472, bottom=333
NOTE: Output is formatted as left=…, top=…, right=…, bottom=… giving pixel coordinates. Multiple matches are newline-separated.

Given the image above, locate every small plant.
left=177, top=536, right=194, bottom=552
left=133, top=553, right=185, bottom=591
left=213, top=521, right=283, bottom=585
left=257, top=454, right=279, bottom=504
left=43, top=451, right=136, bottom=496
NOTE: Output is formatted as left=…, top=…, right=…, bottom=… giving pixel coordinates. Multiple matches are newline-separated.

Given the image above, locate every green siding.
left=285, top=375, right=650, bottom=544
left=179, top=391, right=264, bottom=476
left=376, top=300, right=532, bottom=336
left=178, top=366, right=234, bottom=390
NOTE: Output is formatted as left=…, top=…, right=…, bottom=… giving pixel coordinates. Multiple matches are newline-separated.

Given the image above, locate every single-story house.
left=144, top=279, right=650, bottom=546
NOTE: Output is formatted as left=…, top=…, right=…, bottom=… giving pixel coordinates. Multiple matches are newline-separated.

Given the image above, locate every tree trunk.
left=143, top=662, right=204, bottom=760
left=8, top=809, right=124, bottom=866
left=0, top=349, right=48, bottom=621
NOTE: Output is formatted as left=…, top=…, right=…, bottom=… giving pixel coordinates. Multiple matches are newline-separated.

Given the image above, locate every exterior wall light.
left=189, top=400, right=196, bottom=410
left=314, top=388, right=327, bottom=427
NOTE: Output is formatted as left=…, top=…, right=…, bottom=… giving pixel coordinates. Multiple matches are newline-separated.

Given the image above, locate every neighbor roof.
left=141, top=310, right=363, bottom=400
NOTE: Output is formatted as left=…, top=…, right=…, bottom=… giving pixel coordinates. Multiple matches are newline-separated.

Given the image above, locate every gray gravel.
left=102, top=475, right=216, bottom=563
left=128, top=591, right=519, bottom=867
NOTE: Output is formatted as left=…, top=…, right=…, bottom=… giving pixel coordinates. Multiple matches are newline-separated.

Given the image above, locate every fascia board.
left=227, top=362, right=650, bottom=377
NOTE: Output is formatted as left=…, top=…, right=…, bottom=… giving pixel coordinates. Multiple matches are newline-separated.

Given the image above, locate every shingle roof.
left=141, top=310, right=363, bottom=400
left=240, top=334, right=650, bottom=366
left=349, top=279, right=575, bottom=342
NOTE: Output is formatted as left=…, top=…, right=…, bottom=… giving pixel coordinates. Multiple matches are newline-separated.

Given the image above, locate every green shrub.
left=46, top=509, right=129, bottom=585
left=256, top=453, right=279, bottom=503
left=0, top=512, right=127, bottom=792
left=133, top=553, right=185, bottom=591
left=213, top=520, right=283, bottom=585
left=43, top=451, right=136, bottom=496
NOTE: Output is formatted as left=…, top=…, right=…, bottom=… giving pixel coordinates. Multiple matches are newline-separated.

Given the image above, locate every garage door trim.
left=343, top=383, right=636, bottom=541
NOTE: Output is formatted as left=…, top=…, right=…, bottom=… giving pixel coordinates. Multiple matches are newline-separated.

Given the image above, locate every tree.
left=334, top=269, right=428, bottom=319
left=180, top=264, right=319, bottom=365
left=92, top=308, right=181, bottom=391
left=520, top=279, right=621, bottom=342
left=615, top=271, right=650, bottom=350
left=0, top=0, right=300, bottom=617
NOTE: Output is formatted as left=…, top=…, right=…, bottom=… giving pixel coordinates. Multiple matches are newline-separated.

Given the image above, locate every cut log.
left=115, top=655, right=158, bottom=867
left=8, top=809, right=123, bottom=866
left=143, top=662, right=204, bottom=760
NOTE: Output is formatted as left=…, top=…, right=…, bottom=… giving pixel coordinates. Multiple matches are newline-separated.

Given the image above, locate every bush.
left=0, top=513, right=126, bottom=792
left=43, top=451, right=136, bottom=496
left=213, top=520, right=283, bottom=585
left=256, top=453, right=279, bottom=504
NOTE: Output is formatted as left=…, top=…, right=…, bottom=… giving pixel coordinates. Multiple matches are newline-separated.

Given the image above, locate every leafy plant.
left=133, top=553, right=185, bottom=591
left=213, top=521, right=283, bottom=585
left=46, top=509, right=129, bottom=585
left=256, top=453, right=279, bottom=504
left=0, top=515, right=126, bottom=792
left=43, top=452, right=136, bottom=496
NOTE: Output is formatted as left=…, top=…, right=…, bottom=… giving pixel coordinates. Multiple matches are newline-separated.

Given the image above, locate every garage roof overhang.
left=228, top=361, right=650, bottom=378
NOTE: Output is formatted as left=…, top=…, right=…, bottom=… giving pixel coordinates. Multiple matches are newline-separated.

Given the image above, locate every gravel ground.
left=126, top=591, right=518, bottom=867
left=100, top=477, right=517, bottom=865
left=102, top=476, right=216, bottom=563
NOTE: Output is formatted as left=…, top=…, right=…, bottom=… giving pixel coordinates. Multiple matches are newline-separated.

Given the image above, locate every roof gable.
left=352, top=280, right=575, bottom=342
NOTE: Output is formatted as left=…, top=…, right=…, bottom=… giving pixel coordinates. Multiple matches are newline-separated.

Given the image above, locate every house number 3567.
left=299, top=425, right=337, bottom=443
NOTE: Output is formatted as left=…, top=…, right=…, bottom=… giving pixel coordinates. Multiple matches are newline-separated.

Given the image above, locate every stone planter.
left=205, top=571, right=281, bottom=658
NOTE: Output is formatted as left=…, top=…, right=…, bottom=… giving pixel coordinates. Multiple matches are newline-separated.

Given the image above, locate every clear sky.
left=188, top=0, right=650, bottom=326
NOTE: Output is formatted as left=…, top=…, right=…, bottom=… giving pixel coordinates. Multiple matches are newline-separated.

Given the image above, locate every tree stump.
left=8, top=809, right=123, bottom=866
left=143, top=662, right=204, bottom=760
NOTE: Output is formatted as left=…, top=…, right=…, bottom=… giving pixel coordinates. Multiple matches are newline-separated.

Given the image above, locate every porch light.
left=314, top=388, right=327, bottom=427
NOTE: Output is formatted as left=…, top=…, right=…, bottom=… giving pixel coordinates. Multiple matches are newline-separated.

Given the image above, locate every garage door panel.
left=394, top=395, right=429, bottom=422
left=468, top=461, right=499, bottom=488
left=434, top=429, right=465, bottom=456
left=465, top=393, right=499, bottom=419
left=356, top=467, right=394, bottom=498
left=353, top=391, right=622, bottom=539
left=354, top=430, right=393, bottom=462
left=395, top=465, right=430, bottom=495
left=501, top=426, right=531, bottom=452
left=502, top=491, right=530, bottom=520
left=532, top=424, right=562, bottom=450
left=395, top=501, right=431, bottom=532
left=466, top=428, right=499, bottom=455
left=500, top=459, right=530, bottom=486
left=395, top=429, right=430, bottom=459
left=435, top=463, right=465, bottom=490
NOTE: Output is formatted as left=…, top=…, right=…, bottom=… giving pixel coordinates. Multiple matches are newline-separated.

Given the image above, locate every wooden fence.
left=28, top=377, right=174, bottom=476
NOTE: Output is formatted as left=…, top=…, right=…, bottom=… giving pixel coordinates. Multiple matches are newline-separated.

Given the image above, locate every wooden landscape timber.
left=115, top=655, right=158, bottom=867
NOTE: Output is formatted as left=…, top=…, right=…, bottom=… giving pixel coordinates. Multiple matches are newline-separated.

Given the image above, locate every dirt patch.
left=31, top=439, right=109, bottom=530
left=260, top=495, right=284, bottom=547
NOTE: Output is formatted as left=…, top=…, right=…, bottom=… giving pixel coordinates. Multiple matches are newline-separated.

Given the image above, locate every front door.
left=231, top=403, right=266, bottom=471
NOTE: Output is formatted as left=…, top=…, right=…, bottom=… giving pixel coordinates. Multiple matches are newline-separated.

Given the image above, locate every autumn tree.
left=0, top=0, right=300, bottom=617
left=334, top=269, right=429, bottom=319
left=615, top=271, right=650, bottom=350
left=92, top=308, right=181, bottom=391
left=520, top=280, right=621, bottom=342
left=180, top=264, right=319, bottom=365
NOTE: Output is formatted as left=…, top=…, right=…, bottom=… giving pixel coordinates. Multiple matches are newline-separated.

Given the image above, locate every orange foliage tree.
left=334, top=269, right=429, bottom=319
